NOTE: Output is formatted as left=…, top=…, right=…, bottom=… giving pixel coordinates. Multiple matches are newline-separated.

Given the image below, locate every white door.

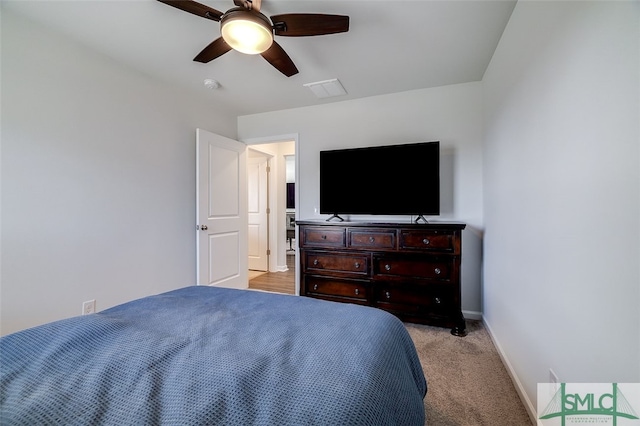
left=196, top=129, right=247, bottom=288
left=247, top=154, right=269, bottom=271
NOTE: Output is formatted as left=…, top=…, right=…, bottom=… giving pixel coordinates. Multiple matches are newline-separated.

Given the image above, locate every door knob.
left=200, top=225, right=208, bottom=231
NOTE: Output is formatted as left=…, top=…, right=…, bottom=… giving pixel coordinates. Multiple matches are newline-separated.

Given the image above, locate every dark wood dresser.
left=297, top=220, right=467, bottom=336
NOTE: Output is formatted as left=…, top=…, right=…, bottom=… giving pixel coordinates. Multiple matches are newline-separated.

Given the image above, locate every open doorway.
left=246, top=140, right=296, bottom=295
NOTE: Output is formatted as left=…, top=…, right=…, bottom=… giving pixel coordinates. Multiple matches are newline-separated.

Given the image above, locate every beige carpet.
left=404, top=320, right=533, bottom=426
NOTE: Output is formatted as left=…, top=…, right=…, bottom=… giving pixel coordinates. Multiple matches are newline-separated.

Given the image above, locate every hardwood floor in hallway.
left=248, top=254, right=295, bottom=295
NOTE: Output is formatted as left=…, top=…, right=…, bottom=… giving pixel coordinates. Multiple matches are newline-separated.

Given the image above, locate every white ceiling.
left=3, top=0, right=517, bottom=117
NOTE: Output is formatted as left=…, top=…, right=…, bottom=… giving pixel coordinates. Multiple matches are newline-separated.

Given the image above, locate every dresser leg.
left=450, top=318, right=467, bottom=337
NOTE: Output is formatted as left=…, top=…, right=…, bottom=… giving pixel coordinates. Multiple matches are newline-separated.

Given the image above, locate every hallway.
left=248, top=254, right=295, bottom=295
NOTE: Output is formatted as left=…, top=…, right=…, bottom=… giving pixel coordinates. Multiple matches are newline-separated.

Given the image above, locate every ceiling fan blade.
left=157, top=0, right=223, bottom=21
left=233, top=0, right=261, bottom=12
left=194, top=37, right=232, bottom=63
left=271, top=14, right=349, bottom=37
left=261, top=41, right=299, bottom=77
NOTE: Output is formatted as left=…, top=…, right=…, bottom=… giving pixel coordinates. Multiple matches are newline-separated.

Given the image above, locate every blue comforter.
left=1, top=286, right=426, bottom=425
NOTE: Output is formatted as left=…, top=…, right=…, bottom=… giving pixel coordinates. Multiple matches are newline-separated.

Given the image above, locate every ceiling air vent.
left=303, top=78, right=347, bottom=99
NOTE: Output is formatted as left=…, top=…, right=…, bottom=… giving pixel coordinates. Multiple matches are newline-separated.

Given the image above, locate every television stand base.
left=326, top=214, right=345, bottom=222
left=415, top=215, right=429, bottom=224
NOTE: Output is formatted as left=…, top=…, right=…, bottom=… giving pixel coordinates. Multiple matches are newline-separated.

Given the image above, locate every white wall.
left=238, top=82, right=485, bottom=316
left=482, top=0, right=639, bottom=416
left=285, top=155, right=295, bottom=184
left=1, top=9, right=237, bottom=335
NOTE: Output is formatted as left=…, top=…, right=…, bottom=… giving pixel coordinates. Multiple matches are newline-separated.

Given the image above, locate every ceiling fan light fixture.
left=221, top=9, right=273, bottom=55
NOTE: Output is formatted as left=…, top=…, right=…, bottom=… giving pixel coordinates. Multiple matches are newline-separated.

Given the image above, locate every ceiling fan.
left=157, top=0, right=350, bottom=77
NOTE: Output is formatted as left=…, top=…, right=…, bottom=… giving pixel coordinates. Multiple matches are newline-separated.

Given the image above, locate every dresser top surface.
left=296, top=220, right=466, bottom=230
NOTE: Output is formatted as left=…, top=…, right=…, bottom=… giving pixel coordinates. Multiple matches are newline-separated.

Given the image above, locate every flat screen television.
left=320, top=141, right=439, bottom=221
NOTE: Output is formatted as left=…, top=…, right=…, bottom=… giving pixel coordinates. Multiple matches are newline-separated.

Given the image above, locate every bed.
left=0, top=286, right=427, bottom=425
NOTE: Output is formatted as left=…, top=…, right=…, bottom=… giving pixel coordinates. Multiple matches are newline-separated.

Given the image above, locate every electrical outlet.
left=82, top=299, right=96, bottom=315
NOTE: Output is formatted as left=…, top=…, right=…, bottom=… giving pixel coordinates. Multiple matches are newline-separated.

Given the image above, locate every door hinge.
left=266, top=166, right=271, bottom=173
left=266, top=207, right=270, bottom=214
left=266, top=249, right=271, bottom=256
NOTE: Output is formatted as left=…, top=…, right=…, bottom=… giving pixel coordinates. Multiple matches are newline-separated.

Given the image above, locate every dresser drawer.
left=399, top=230, right=458, bottom=253
left=301, top=227, right=346, bottom=248
left=348, top=229, right=396, bottom=250
left=304, top=251, right=369, bottom=277
left=373, top=255, right=454, bottom=281
left=305, top=276, right=369, bottom=301
left=375, top=284, right=454, bottom=314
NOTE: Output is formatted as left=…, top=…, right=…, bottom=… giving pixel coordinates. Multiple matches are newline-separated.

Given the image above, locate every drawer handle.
left=369, top=237, right=375, bottom=243
left=313, top=259, right=319, bottom=266
left=385, top=291, right=391, bottom=299
left=423, top=238, right=430, bottom=245
left=434, top=297, right=441, bottom=304
left=313, top=284, right=318, bottom=291
left=354, top=262, right=360, bottom=269
left=321, top=235, right=327, bottom=240
left=384, top=264, right=391, bottom=271
left=434, top=267, right=441, bottom=275
left=355, top=288, right=360, bottom=295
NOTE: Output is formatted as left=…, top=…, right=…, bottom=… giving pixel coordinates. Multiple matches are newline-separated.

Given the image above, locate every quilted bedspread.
left=1, top=286, right=426, bottom=425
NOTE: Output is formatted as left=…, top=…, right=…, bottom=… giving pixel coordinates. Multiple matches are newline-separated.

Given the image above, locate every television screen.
left=320, top=141, right=439, bottom=217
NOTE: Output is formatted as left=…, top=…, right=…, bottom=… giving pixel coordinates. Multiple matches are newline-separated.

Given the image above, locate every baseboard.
left=274, top=265, right=289, bottom=273
left=463, top=310, right=482, bottom=320
left=482, top=317, right=537, bottom=425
